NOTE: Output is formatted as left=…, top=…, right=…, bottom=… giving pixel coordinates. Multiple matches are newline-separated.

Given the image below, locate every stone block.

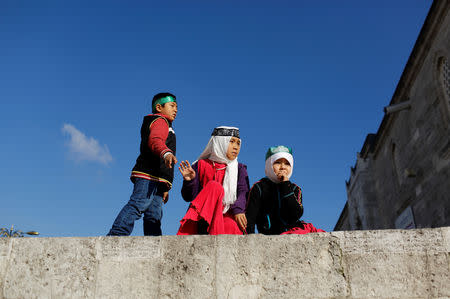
left=3, top=238, right=97, bottom=299
left=340, top=228, right=445, bottom=254
left=345, top=252, right=429, bottom=298
left=0, top=238, right=10, bottom=257
left=426, top=251, right=450, bottom=298
left=341, top=228, right=450, bottom=298
left=0, top=228, right=448, bottom=298
left=158, top=235, right=216, bottom=299
left=215, top=233, right=349, bottom=299
left=96, top=259, right=160, bottom=298
left=0, top=238, right=11, bottom=299
left=441, top=227, right=450, bottom=251
left=95, top=236, right=162, bottom=298
left=96, top=235, right=161, bottom=260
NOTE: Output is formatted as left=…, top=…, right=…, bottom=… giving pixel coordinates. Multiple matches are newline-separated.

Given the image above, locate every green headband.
left=153, top=96, right=176, bottom=111
left=265, top=145, right=292, bottom=160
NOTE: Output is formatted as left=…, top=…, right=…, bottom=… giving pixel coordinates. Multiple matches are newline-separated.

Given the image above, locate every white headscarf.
left=265, top=149, right=294, bottom=184
left=197, top=126, right=240, bottom=214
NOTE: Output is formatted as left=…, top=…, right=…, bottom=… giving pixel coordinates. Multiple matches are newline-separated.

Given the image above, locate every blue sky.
left=0, top=1, right=432, bottom=236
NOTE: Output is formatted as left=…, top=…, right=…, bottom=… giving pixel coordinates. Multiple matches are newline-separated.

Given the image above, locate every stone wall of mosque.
left=336, top=0, right=450, bottom=231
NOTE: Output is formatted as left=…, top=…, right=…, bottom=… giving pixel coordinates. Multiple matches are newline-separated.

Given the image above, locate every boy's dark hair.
left=152, top=92, right=176, bottom=113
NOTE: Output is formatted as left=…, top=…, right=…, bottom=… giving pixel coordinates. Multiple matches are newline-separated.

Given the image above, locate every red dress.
left=281, top=222, right=325, bottom=235
left=177, top=160, right=243, bottom=235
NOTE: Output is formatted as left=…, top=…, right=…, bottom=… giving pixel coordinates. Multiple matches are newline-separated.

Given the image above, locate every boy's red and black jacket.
left=131, top=114, right=176, bottom=191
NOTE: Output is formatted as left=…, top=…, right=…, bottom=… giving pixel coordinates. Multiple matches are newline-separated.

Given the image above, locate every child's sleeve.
left=279, top=182, right=303, bottom=224
left=181, top=162, right=200, bottom=202
left=230, top=164, right=250, bottom=215
left=245, top=182, right=262, bottom=234
left=148, top=117, right=172, bottom=158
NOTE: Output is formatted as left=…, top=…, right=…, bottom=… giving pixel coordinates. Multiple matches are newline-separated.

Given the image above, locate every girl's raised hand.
left=178, top=160, right=196, bottom=181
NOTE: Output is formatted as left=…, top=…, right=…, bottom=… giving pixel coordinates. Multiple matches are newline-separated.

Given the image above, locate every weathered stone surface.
left=95, top=236, right=161, bottom=299
left=3, top=238, right=97, bottom=299
left=0, top=238, right=10, bottom=258
left=442, top=226, right=450, bottom=250
left=346, top=252, right=429, bottom=298
left=340, top=229, right=446, bottom=254
left=0, top=238, right=11, bottom=299
left=159, top=235, right=216, bottom=299
left=426, top=250, right=450, bottom=298
left=0, top=228, right=448, bottom=299
left=339, top=229, right=450, bottom=298
left=215, top=234, right=349, bottom=299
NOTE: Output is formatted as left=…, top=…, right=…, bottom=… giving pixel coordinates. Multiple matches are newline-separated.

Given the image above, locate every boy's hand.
left=163, top=192, right=169, bottom=204
left=179, top=160, right=196, bottom=181
left=234, top=213, right=247, bottom=232
left=164, top=153, right=178, bottom=168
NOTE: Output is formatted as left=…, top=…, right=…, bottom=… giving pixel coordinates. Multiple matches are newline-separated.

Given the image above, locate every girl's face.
left=272, top=158, right=292, bottom=178
left=226, top=137, right=241, bottom=160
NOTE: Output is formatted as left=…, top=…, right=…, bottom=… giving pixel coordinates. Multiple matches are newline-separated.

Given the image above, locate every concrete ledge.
left=1, top=228, right=449, bottom=299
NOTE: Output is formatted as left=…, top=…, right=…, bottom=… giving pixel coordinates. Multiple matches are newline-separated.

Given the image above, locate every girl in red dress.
left=177, top=126, right=250, bottom=235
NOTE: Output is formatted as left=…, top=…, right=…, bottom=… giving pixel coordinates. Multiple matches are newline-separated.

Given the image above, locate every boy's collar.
left=149, top=113, right=172, bottom=122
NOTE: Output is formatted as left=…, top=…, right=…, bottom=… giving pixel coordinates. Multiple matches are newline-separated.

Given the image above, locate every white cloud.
left=62, top=123, right=113, bottom=165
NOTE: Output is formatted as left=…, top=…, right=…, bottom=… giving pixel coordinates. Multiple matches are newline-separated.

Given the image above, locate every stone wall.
left=1, top=228, right=449, bottom=298
left=337, top=0, right=450, bottom=231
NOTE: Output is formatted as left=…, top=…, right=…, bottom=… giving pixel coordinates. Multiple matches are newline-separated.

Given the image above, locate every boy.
left=107, top=92, right=178, bottom=236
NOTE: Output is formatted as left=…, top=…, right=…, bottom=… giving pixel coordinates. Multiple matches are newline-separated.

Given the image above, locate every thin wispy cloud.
left=62, top=123, right=113, bottom=165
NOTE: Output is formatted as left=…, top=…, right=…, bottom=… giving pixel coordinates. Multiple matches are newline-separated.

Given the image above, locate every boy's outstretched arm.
left=164, top=153, right=177, bottom=168
left=148, top=118, right=177, bottom=168
left=162, top=192, right=169, bottom=204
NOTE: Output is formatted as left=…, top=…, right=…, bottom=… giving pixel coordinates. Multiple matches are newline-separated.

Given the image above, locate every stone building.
left=335, top=0, right=450, bottom=231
